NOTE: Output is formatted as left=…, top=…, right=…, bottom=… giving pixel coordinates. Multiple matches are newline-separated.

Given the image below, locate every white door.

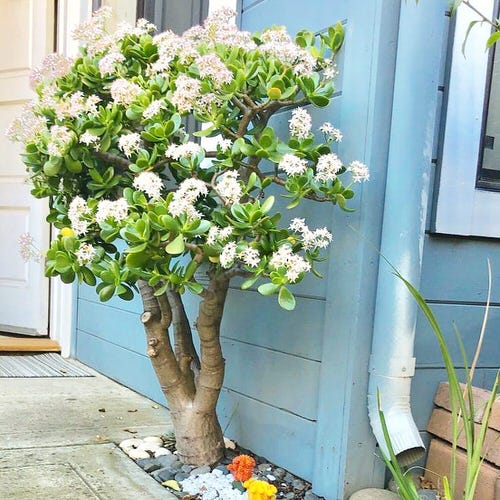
left=0, top=0, right=54, bottom=336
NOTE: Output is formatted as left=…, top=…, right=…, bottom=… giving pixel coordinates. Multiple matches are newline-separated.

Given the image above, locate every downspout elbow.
left=367, top=356, right=425, bottom=466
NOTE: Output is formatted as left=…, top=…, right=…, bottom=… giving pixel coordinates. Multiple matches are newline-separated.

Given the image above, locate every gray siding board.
left=78, top=299, right=145, bottom=353
left=421, top=234, right=500, bottom=303
left=415, top=303, right=500, bottom=368
left=222, top=339, right=320, bottom=420
left=222, top=290, right=325, bottom=361
left=218, top=388, right=316, bottom=480
left=76, top=330, right=167, bottom=405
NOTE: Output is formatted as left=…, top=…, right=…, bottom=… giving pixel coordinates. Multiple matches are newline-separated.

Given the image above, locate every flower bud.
left=60, top=227, right=75, bottom=237
left=267, top=87, right=282, bottom=100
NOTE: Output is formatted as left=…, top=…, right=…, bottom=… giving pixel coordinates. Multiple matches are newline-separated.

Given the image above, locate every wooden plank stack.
left=423, top=382, right=499, bottom=500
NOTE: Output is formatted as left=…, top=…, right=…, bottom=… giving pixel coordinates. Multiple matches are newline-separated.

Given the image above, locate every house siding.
left=412, top=235, right=500, bottom=447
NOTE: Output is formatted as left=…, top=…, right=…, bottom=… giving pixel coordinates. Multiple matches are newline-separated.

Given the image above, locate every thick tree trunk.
left=170, top=404, right=225, bottom=466
left=137, top=273, right=230, bottom=466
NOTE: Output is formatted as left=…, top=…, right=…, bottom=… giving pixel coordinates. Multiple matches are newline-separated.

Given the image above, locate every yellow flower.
left=243, top=478, right=278, bottom=500
left=60, top=227, right=75, bottom=237
left=266, top=87, right=282, bottom=100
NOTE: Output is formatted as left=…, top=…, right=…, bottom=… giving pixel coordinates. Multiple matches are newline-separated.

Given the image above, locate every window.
left=432, top=0, right=500, bottom=237
left=477, top=11, right=500, bottom=190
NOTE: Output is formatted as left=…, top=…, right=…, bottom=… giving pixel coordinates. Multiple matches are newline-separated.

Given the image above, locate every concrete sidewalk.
left=0, top=361, right=177, bottom=499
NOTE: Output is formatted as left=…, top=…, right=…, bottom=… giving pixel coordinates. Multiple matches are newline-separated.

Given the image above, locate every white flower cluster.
left=216, top=138, right=232, bottom=152
left=68, top=196, right=91, bottom=235
left=289, top=218, right=333, bottom=250
left=196, top=54, right=233, bottom=87
left=18, top=233, right=42, bottom=263
left=207, top=226, right=233, bottom=246
left=289, top=108, right=312, bottom=139
left=323, top=61, right=339, bottom=80
left=348, top=160, right=370, bottom=182
left=47, top=125, right=74, bottom=157
left=143, top=100, right=165, bottom=120
left=30, top=53, right=74, bottom=89
left=165, top=142, right=203, bottom=160
left=194, top=93, right=224, bottom=115
left=239, top=247, right=261, bottom=268
left=171, top=75, right=201, bottom=113
left=219, top=241, right=237, bottom=268
left=149, top=30, right=182, bottom=76
left=216, top=171, right=242, bottom=204
left=5, top=104, right=47, bottom=144
left=98, top=50, right=125, bottom=76
left=219, top=242, right=261, bottom=269
left=95, top=198, right=129, bottom=224
left=133, top=172, right=163, bottom=200
left=72, top=6, right=114, bottom=56
left=110, top=78, right=143, bottom=106
left=279, top=154, right=308, bottom=176
left=319, top=122, right=342, bottom=142
left=118, top=133, right=141, bottom=158
left=315, top=153, right=343, bottom=182
left=168, top=178, right=208, bottom=219
left=269, top=244, right=311, bottom=283
left=114, top=18, right=157, bottom=40
left=259, top=27, right=317, bottom=76
left=198, top=7, right=256, bottom=51
left=80, top=131, right=100, bottom=148
left=75, top=242, right=96, bottom=265
left=42, top=90, right=100, bottom=122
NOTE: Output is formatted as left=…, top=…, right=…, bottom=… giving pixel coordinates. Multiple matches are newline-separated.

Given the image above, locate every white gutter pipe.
left=367, top=0, right=445, bottom=466
left=366, top=185, right=427, bottom=467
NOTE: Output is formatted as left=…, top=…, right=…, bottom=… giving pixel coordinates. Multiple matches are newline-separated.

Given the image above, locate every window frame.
left=432, top=0, right=500, bottom=238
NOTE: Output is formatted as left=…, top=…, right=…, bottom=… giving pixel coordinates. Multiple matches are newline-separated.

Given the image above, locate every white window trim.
left=433, top=0, right=500, bottom=238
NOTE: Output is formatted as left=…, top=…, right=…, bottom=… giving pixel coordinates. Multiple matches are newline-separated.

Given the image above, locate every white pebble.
left=181, top=471, right=248, bottom=499
left=143, top=436, right=164, bottom=446
left=223, top=437, right=236, bottom=450
left=266, top=474, right=276, bottom=481
left=138, top=442, right=160, bottom=453
left=127, top=448, right=151, bottom=460
left=154, top=447, right=172, bottom=457
left=119, top=438, right=142, bottom=450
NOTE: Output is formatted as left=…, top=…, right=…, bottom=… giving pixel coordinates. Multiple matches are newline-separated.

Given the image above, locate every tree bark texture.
left=137, top=273, right=229, bottom=466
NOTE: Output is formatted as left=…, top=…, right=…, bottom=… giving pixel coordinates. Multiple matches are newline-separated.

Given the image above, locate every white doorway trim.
left=49, top=0, right=93, bottom=357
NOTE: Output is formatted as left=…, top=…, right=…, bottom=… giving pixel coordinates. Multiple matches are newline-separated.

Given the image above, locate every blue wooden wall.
left=412, top=236, right=500, bottom=450
left=72, top=1, right=500, bottom=499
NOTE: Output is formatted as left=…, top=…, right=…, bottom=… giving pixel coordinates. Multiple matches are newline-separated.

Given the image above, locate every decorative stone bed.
left=119, top=435, right=323, bottom=499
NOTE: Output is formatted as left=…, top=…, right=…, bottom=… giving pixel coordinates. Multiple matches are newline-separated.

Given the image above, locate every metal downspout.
left=366, top=0, right=446, bottom=466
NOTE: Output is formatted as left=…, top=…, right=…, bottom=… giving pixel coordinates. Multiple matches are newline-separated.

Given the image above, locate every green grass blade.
left=377, top=391, right=419, bottom=499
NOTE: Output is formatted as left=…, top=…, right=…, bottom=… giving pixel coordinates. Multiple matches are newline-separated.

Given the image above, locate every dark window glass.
left=477, top=5, right=500, bottom=190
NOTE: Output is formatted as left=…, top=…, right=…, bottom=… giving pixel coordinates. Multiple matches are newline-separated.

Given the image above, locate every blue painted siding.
left=413, top=235, right=500, bottom=450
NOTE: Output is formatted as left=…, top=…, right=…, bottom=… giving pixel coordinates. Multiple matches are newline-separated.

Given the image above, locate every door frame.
left=50, top=0, right=93, bottom=356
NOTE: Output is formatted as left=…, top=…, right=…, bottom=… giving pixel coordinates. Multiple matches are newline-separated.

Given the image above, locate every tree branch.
left=222, top=267, right=253, bottom=279
left=137, top=280, right=192, bottom=404
left=195, top=275, right=230, bottom=412
left=92, top=151, right=131, bottom=171
left=167, top=289, right=201, bottom=396
left=185, top=243, right=205, bottom=264
left=462, top=0, right=499, bottom=28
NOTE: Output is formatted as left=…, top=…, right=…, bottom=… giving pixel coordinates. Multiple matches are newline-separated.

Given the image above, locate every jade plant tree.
left=8, top=7, right=368, bottom=465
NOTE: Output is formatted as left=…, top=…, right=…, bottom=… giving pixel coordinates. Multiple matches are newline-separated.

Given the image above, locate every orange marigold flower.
left=227, top=454, right=256, bottom=482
